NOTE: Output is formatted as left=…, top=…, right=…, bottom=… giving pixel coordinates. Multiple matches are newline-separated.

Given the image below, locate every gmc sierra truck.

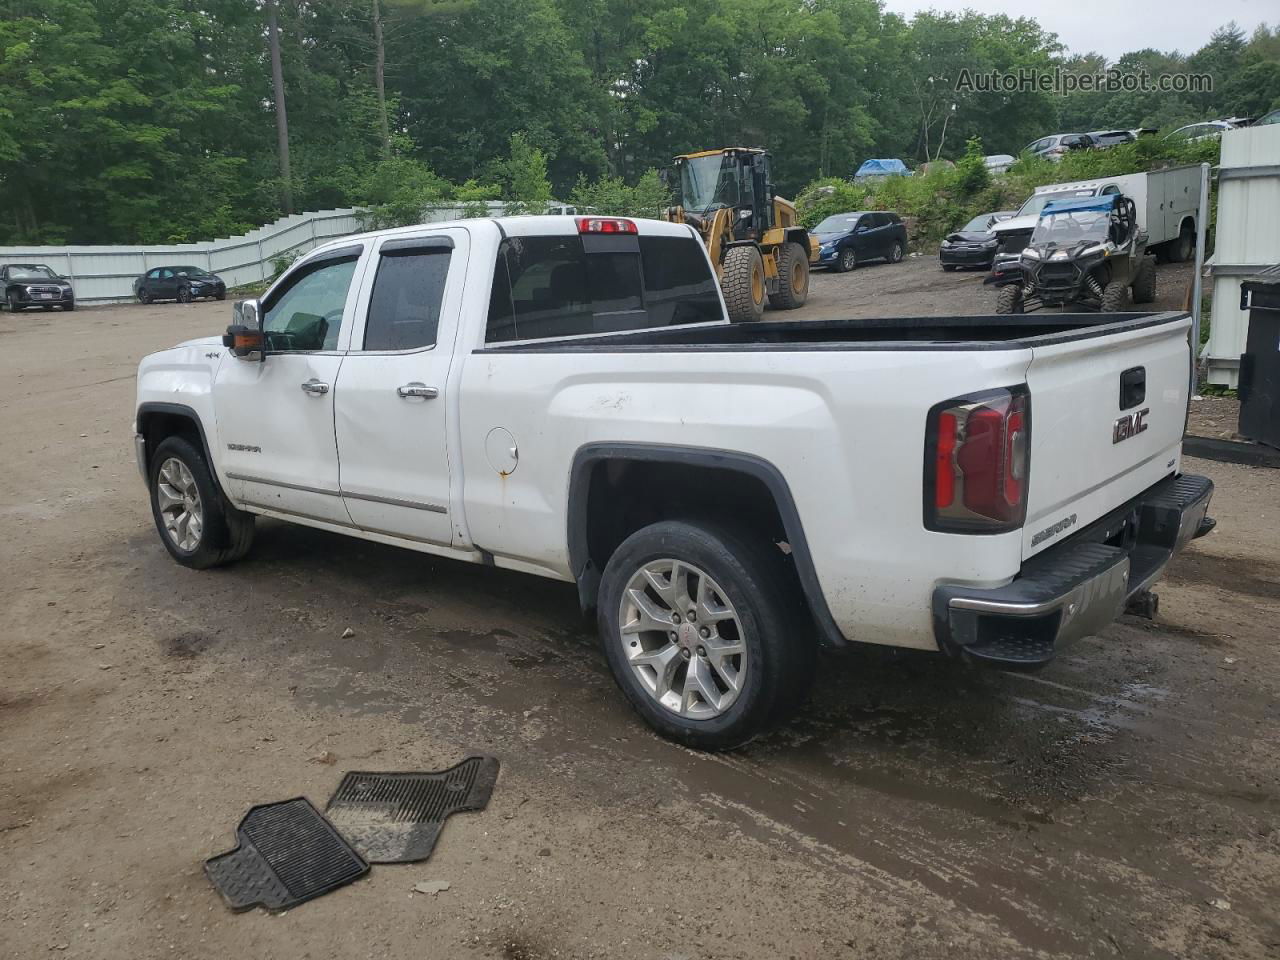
left=134, top=215, right=1215, bottom=749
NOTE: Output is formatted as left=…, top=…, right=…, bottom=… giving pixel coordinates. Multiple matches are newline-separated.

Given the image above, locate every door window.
left=159, top=269, right=173, bottom=280
left=262, top=254, right=360, bottom=353
left=362, top=246, right=451, bottom=351
left=147, top=269, right=162, bottom=280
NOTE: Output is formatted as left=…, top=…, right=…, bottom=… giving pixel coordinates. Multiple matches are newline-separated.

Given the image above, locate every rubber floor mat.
left=324, top=755, right=499, bottom=863
left=205, top=797, right=369, bottom=911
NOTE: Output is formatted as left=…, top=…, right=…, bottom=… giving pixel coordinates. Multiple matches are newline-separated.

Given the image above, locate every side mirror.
left=223, top=299, right=264, bottom=361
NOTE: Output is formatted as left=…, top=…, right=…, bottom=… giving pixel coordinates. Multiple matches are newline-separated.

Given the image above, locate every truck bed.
left=475, top=311, right=1189, bottom=352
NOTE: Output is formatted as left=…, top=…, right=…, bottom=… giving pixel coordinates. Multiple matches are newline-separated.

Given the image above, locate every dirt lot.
left=2, top=277, right=1278, bottom=960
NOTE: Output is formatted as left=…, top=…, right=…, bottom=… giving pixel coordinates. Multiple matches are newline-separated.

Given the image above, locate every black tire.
left=722, top=245, right=766, bottom=322
left=1131, top=257, right=1157, bottom=304
left=7, top=291, right=21, bottom=312
left=597, top=519, right=816, bottom=750
left=996, top=284, right=1024, bottom=314
left=216, top=291, right=226, bottom=301
left=64, top=300, right=76, bottom=312
left=148, top=435, right=255, bottom=569
left=177, top=285, right=192, bottom=304
left=832, top=247, right=857, bottom=273
left=1100, top=278, right=1129, bottom=312
left=139, top=288, right=152, bottom=305
left=888, top=240, right=904, bottom=263
left=1168, top=224, right=1194, bottom=263
left=942, top=263, right=958, bottom=272
left=767, top=242, right=810, bottom=310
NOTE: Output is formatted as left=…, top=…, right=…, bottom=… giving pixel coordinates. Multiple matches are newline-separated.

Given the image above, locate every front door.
left=213, top=245, right=366, bottom=525
left=333, top=229, right=465, bottom=545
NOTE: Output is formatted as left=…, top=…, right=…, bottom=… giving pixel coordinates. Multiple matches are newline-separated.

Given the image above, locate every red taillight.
left=925, top=388, right=1029, bottom=533
left=576, top=216, right=637, bottom=234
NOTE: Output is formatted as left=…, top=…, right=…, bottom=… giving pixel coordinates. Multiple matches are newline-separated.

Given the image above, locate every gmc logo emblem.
left=1113, top=408, right=1150, bottom=444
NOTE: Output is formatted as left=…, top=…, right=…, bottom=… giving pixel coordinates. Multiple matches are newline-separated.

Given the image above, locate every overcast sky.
left=882, top=0, right=1273, bottom=61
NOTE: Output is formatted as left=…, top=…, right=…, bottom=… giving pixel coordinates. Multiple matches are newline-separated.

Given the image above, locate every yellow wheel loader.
left=662, top=147, right=818, bottom=323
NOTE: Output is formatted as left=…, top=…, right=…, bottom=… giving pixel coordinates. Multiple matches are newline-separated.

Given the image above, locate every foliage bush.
left=568, top=170, right=670, bottom=218
left=797, top=136, right=1221, bottom=249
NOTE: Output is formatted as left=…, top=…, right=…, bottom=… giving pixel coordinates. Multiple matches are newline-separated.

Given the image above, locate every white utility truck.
left=134, top=215, right=1215, bottom=749
left=991, top=166, right=1202, bottom=268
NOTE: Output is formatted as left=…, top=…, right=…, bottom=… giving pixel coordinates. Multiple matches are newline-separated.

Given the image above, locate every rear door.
left=332, top=229, right=466, bottom=545
left=1020, top=316, right=1191, bottom=558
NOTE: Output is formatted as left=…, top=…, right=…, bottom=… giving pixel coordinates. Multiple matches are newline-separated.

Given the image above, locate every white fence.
left=1205, top=124, right=1280, bottom=387
left=0, top=201, right=570, bottom=305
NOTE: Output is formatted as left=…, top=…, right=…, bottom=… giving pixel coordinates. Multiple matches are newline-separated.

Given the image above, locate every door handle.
left=397, top=382, right=439, bottom=399
left=300, top=378, right=330, bottom=396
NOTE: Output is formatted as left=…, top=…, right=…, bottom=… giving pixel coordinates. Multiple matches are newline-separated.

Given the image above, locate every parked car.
left=983, top=154, right=1016, bottom=174
left=1022, top=133, right=1096, bottom=160
left=134, top=214, right=1215, bottom=749
left=133, top=265, right=227, bottom=304
left=1, top=263, right=75, bottom=311
left=1089, top=130, right=1137, bottom=148
left=1164, top=120, right=1237, bottom=142
left=1253, top=108, right=1280, bottom=126
left=938, top=211, right=1016, bottom=270
left=813, top=211, right=907, bottom=272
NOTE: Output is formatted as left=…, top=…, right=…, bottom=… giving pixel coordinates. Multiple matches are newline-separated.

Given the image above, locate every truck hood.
left=992, top=214, right=1039, bottom=235
left=172, top=335, right=223, bottom=351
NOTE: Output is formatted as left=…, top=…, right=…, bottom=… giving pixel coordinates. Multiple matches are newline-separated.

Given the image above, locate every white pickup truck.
left=134, top=215, right=1215, bottom=749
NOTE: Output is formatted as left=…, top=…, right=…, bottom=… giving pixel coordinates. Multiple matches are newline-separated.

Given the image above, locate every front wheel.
left=833, top=247, right=857, bottom=273
left=148, top=435, right=255, bottom=569
left=1100, top=278, right=1130, bottom=312
left=1131, top=257, right=1157, bottom=304
left=597, top=519, right=816, bottom=750
left=177, top=285, right=192, bottom=304
left=139, top=289, right=152, bottom=305
left=721, top=245, right=766, bottom=323
left=942, top=263, right=958, bottom=272
left=996, top=284, right=1024, bottom=314
left=7, top=291, right=21, bottom=312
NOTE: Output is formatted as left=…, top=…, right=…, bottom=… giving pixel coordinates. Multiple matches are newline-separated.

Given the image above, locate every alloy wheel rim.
left=841, top=250, right=855, bottom=269
left=618, top=558, right=748, bottom=720
left=156, top=457, right=203, bottom=551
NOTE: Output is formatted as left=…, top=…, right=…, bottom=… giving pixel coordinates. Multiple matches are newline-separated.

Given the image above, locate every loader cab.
left=674, top=148, right=775, bottom=241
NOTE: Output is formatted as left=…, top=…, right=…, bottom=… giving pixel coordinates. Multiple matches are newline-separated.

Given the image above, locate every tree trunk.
left=266, top=0, right=293, bottom=214
left=372, top=0, right=390, bottom=154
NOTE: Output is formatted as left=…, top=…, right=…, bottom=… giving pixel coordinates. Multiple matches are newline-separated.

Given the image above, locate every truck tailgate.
left=1022, top=315, right=1191, bottom=559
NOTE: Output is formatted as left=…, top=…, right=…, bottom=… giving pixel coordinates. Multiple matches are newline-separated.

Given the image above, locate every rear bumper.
left=932, top=474, right=1214, bottom=667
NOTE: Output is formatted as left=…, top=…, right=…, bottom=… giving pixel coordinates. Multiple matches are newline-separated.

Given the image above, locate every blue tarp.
left=1040, top=195, right=1116, bottom=215
left=854, top=158, right=909, bottom=178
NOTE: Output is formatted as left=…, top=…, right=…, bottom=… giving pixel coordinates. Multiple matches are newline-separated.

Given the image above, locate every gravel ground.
left=1, top=288, right=1277, bottom=960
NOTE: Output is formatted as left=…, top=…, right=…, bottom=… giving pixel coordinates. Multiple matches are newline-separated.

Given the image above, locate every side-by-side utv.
left=988, top=194, right=1157, bottom=314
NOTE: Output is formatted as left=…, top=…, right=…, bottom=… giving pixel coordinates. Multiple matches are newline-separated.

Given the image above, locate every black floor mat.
left=324, top=755, right=499, bottom=863
left=205, top=798, right=369, bottom=911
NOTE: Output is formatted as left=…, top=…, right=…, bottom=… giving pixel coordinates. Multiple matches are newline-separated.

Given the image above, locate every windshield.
left=1030, top=209, right=1110, bottom=246
left=8, top=265, right=57, bottom=280
left=961, top=215, right=993, bottom=232
left=678, top=155, right=740, bottom=213
left=1016, top=189, right=1096, bottom=218
left=814, top=214, right=860, bottom=234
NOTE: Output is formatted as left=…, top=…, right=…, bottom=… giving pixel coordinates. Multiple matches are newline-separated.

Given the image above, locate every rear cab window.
left=486, top=229, right=722, bottom=343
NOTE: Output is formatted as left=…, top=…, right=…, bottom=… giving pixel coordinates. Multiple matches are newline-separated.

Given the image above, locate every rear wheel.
left=598, top=519, right=816, bottom=750
left=1100, top=278, right=1130, bottom=312
left=888, top=240, right=904, bottom=263
left=1168, top=224, right=1195, bottom=263
left=148, top=435, right=255, bottom=569
left=1131, top=257, right=1157, bottom=304
left=996, top=284, right=1024, bottom=314
left=722, top=245, right=766, bottom=323
left=768, top=242, right=810, bottom=310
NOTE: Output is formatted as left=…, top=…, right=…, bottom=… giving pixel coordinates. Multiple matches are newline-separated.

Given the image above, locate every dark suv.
left=134, top=265, right=227, bottom=304
left=2, top=263, right=76, bottom=311
left=813, top=211, right=907, bottom=272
